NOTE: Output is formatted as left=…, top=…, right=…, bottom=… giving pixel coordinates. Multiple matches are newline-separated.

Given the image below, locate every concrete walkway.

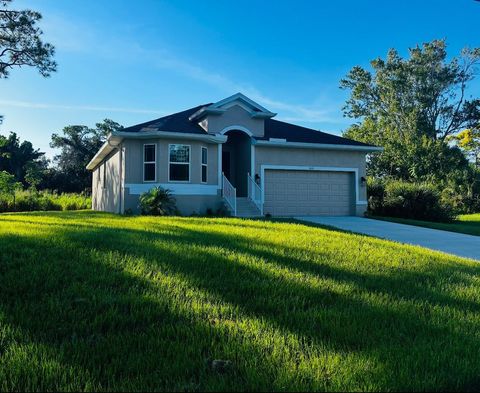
left=296, top=216, right=480, bottom=261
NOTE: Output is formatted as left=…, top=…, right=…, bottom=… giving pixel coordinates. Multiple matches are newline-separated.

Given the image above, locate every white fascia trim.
left=112, top=130, right=227, bottom=144
left=254, top=140, right=383, bottom=152
left=125, top=183, right=219, bottom=196
left=260, top=164, right=368, bottom=205
left=212, top=93, right=271, bottom=113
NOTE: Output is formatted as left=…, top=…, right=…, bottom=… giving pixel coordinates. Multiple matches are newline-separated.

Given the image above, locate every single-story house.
left=86, top=93, right=381, bottom=217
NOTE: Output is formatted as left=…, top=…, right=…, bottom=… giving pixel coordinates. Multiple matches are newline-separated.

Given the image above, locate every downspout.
left=118, top=143, right=123, bottom=214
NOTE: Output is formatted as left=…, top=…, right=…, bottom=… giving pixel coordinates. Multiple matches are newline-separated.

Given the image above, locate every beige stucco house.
left=86, top=93, right=381, bottom=217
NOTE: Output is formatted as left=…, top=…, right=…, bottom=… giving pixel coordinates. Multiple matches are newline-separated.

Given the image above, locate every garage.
left=263, top=169, right=355, bottom=216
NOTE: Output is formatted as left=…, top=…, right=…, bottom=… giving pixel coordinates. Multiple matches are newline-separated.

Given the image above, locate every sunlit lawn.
left=373, top=213, right=480, bottom=237
left=1, top=211, right=479, bottom=391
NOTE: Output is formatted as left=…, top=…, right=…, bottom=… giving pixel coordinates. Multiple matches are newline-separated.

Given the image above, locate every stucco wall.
left=121, top=138, right=221, bottom=215
left=254, top=145, right=368, bottom=215
left=206, top=105, right=265, bottom=137
left=123, top=188, right=223, bottom=215
left=124, top=138, right=218, bottom=185
left=91, top=149, right=121, bottom=213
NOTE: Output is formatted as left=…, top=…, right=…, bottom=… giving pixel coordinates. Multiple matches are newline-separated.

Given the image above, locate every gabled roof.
left=88, top=94, right=380, bottom=170
left=118, top=101, right=373, bottom=147
left=189, top=93, right=276, bottom=121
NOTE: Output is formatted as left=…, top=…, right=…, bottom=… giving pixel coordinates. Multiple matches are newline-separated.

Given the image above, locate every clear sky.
left=1, top=0, right=479, bottom=158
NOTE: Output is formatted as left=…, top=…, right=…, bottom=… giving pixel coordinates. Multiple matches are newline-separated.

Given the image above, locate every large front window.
left=169, top=144, right=190, bottom=182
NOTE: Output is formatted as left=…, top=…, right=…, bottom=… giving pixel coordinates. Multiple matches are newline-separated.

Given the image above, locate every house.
left=86, top=93, right=381, bottom=217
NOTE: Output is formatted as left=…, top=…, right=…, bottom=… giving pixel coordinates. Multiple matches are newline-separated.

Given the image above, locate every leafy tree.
left=449, top=127, right=480, bottom=167
left=0, top=131, right=46, bottom=185
left=49, top=119, right=123, bottom=192
left=24, top=161, right=43, bottom=189
left=0, top=0, right=56, bottom=78
left=0, top=169, right=21, bottom=208
left=341, top=39, right=480, bottom=182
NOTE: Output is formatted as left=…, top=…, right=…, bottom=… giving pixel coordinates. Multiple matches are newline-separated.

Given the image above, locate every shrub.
left=367, top=179, right=455, bottom=222
left=0, top=190, right=91, bottom=213
left=139, top=187, right=177, bottom=216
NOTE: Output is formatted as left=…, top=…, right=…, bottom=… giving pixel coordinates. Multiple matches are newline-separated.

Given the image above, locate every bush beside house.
left=367, top=179, right=456, bottom=222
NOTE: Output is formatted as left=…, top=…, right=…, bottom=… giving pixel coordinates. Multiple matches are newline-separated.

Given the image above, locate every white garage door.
left=264, top=170, right=354, bottom=216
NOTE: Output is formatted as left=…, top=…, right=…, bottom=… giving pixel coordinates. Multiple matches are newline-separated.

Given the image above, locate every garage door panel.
left=264, top=170, right=354, bottom=216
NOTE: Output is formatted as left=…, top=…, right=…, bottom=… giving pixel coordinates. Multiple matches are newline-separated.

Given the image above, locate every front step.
left=234, top=197, right=261, bottom=218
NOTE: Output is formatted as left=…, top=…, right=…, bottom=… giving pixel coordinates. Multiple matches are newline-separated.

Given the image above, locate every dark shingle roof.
left=121, top=103, right=373, bottom=147
left=121, top=104, right=212, bottom=134
left=258, top=119, right=373, bottom=147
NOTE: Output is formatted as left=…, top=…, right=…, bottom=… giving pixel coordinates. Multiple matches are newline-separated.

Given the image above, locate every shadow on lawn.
left=1, top=215, right=480, bottom=391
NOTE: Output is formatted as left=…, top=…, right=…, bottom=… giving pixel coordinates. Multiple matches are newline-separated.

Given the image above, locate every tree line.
left=342, top=39, right=480, bottom=213
left=0, top=120, right=123, bottom=194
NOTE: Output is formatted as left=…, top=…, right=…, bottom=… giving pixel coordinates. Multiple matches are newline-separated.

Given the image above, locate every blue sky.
left=1, top=0, right=479, bottom=158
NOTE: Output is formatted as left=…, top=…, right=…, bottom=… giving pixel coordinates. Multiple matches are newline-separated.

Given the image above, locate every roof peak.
left=189, top=92, right=276, bottom=121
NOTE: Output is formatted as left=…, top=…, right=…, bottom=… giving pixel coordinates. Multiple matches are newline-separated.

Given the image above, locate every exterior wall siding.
left=206, top=105, right=265, bottom=137
left=121, top=138, right=221, bottom=214
left=123, top=188, right=222, bottom=215
left=91, top=149, right=121, bottom=213
left=124, top=138, right=218, bottom=185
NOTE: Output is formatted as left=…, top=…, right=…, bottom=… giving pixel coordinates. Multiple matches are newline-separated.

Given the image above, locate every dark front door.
left=222, top=151, right=231, bottom=180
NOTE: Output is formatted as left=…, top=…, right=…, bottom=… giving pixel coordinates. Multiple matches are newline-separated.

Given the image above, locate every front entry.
left=222, top=151, right=231, bottom=181
left=221, top=130, right=252, bottom=197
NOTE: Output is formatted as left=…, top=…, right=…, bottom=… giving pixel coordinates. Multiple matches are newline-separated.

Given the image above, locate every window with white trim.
left=169, top=144, right=190, bottom=182
left=201, top=147, right=208, bottom=183
left=143, top=144, right=156, bottom=182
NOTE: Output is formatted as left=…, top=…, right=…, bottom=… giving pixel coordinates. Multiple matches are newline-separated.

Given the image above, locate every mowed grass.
left=373, top=213, right=480, bottom=237
left=1, top=212, right=480, bottom=391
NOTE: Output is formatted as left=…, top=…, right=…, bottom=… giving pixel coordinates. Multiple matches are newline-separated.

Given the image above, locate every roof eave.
left=112, top=130, right=227, bottom=143
left=253, top=139, right=383, bottom=152
left=86, top=134, right=123, bottom=170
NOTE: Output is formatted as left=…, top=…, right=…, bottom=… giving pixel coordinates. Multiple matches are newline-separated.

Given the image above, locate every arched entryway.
left=221, top=129, right=252, bottom=197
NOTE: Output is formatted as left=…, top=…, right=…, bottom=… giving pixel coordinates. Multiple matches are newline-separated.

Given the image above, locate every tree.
left=449, top=127, right=480, bottom=167
left=0, top=169, right=21, bottom=208
left=0, top=131, right=46, bottom=185
left=0, top=0, right=56, bottom=78
left=341, top=39, right=480, bottom=181
left=49, top=119, right=123, bottom=192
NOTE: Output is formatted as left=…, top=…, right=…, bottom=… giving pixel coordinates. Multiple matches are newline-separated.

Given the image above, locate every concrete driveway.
left=296, top=216, right=480, bottom=261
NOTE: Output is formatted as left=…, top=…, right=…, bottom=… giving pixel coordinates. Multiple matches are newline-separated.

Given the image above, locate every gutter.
left=86, top=131, right=228, bottom=170
left=253, top=139, right=383, bottom=152
left=112, top=130, right=227, bottom=143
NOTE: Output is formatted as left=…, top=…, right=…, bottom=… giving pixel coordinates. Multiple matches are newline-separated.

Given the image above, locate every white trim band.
left=125, top=183, right=220, bottom=196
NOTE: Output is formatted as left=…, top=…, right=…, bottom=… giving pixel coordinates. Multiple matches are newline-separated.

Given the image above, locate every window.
left=169, top=144, right=190, bottom=182
left=201, top=147, right=208, bottom=183
left=143, top=144, right=156, bottom=182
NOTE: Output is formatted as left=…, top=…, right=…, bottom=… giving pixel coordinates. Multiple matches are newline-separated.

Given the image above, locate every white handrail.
left=222, top=173, right=236, bottom=216
left=247, top=173, right=263, bottom=215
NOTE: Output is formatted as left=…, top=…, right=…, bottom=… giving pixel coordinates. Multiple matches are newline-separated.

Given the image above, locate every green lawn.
left=372, top=213, right=480, bottom=237
left=1, top=211, right=480, bottom=391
